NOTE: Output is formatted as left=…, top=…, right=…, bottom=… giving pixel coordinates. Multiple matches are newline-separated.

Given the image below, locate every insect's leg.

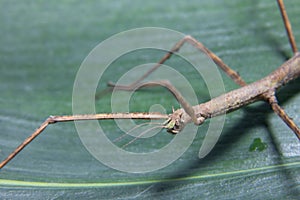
left=263, top=0, right=299, bottom=140
left=107, top=38, right=187, bottom=90
left=108, top=35, right=247, bottom=91
left=0, top=117, right=52, bottom=169
left=277, top=0, right=298, bottom=54
left=133, top=80, right=203, bottom=125
left=267, top=93, right=300, bottom=140
left=109, top=0, right=299, bottom=91
left=179, top=36, right=247, bottom=87
left=0, top=113, right=168, bottom=169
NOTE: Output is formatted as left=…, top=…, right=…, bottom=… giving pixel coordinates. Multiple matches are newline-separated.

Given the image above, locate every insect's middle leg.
left=108, top=35, right=247, bottom=91
left=105, top=35, right=249, bottom=125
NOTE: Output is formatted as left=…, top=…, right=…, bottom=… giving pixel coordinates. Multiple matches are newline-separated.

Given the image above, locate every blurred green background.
left=0, top=0, right=299, bottom=199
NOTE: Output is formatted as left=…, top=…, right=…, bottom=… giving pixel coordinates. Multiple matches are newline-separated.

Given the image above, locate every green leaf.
left=249, top=138, right=268, bottom=152
left=0, top=0, right=299, bottom=199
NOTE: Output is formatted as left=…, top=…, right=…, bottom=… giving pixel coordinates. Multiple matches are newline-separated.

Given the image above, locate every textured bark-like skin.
left=171, top=53, right=300, bottom=132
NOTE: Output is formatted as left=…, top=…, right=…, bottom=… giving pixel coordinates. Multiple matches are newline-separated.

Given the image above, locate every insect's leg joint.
left=47, top=116, right=57, bottom=124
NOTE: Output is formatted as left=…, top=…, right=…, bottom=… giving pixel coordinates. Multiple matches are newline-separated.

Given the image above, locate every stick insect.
left=0, top=0, right=299, bottom=169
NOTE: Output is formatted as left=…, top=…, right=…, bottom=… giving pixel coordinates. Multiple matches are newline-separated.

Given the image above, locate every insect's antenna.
left=113, top=122, right=163, bottom=143
left=121, top=125, right=164, bottom=149
left=277, top=0, right=298, bottom=54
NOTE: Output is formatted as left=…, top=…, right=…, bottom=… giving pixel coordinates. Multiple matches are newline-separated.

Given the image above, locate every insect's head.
left=163, top=109, right=185, bottom=134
